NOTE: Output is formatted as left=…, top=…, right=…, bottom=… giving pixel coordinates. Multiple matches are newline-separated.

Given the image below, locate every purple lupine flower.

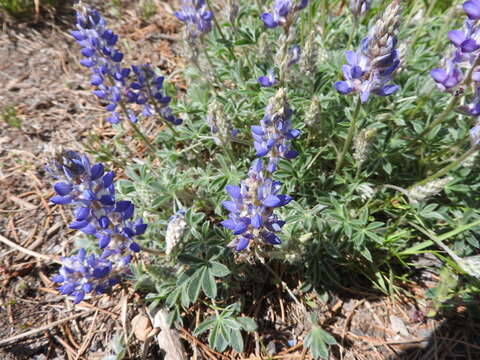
left=175, top=0, right=213, bottom=38
left=431, top=59, right=464, bottom=92
left=258, top=69, right=277, bottom=87
left=261, top=0, right=309, bottom=29
left=71, top=5, right=130, bottom=124
left=221, top=159, right=292, bottom=251
left=126, top=64, right=182, bottom=125
left=349, top=0, right=371, bottom=17
left=252, top=88, right=300, bottom=173
left=46, top=151, right=146, bottom=253
left=48, top=151, right=147, bottom=303
left=464, top=0, right=480, bottom=20
left=287, top=45, right=301, bottom=67
left=52, top=248, right=132, bottom=304
left=431, top=1, right=480, bottom=113
left=335, top=0, right=401, bottom=103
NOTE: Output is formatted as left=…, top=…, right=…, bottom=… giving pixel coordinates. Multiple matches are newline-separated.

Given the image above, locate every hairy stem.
left=335, top=96, right=362, bottom=173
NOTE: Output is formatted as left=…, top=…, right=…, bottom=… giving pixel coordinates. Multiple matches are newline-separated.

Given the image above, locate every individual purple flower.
left=126, top=64, right=182, bottom=125
left=258, top=70, right=277, bottom=87
left=221, top=159, right=292, bottom=251
left=71, top=5, right=131, bottom=124
left=252, top=88, right=300, bottom=173
left=334, top=0, right=401, bottom=103
left=464, top=0, right=480, bottom=20
left=431, top=59, right=464, bottom=92
left=261, top=0, right=309, bottom=29
left=175, top=0, right=213, bottom=38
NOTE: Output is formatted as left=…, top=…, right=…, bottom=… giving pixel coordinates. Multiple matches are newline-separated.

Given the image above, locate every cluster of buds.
left=258, top=36, right=300, bottom=87
left=261, top=0, right=309, bottom=30
left=305, top=97, right=321, bottom=127
left=175, top=0, right=213, bottom=39
left=48, top=151, right=147, bottom=303
left=252, top=88, right=300, bottom=173
left=221, top=159, right=292, bottom=251
left=222, top=89, right=299, bottom=251
left=165, top=210, right=187, bottom=255
left=349, top=0, right=371, bottom=18
left=72, top=5, right=181, bottom=126
left=335, top=0, right=402, bottom=103
left=408, top=177, right=453, bottom=204
left=300, top=31, right=318, bottom=77
left=353, top=128, right=376, bottom=167
left=206, top=100, right=235, bottom=146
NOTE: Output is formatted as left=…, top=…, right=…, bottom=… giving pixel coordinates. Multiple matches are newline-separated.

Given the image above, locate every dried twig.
left=0, top=233, right=59, bottom=263
left=0, top=310, right=94, bottom=347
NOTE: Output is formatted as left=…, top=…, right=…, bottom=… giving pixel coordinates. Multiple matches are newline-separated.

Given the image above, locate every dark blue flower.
left=334, top=1, right=401, bottom=103
left=252, top=88, right=300, bottom=173
left=126, top=64, right=182, bottom=125
left=175, top=0, right=213, bottom=38
left=221, top=159, right=292, bottom=251
left=47, top=151, right=147, bottom=301
left=71, top=6, right=131, bottom=124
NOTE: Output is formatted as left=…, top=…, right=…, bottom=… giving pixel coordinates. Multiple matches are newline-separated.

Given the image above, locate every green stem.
left=205, top=0, right=236, bottom=58
left=408, top=222, right=462, bottom=263
left=200, top=38, right=222, bottom=87
left=335, top=96, right=362, bottom=173
left=139, top=245, right=165, bottom=257
left=409, top=0, right=438, bottom=48
left=128, top=119, right=158, bottom=155
left=116, top=101, right=158, bottom=156
left=255, top=251, right=300, bottom=305
left=412, top=147, right=478, bottom=188
left=346, top=18, right=358, bottom=50
left=438, top=218, right=480, bottom=242
left=143, top=82, right=180, bottom=137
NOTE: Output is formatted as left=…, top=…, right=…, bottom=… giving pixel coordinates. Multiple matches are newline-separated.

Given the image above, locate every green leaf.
left=187, top=268, right=204, bottom=303
left=236, top=317, right=257, bottom=331
left=230, top=328, right=244, bottom=353
left=193, top=317, right=216, bottom=336
left=178, top=254, right=205, bottom=266
left=209, top=261, right=231, bottom=277
left=304, top=326, right=335, bottom=359
left=318, top=328, right=337, bottom=345
left=202, top=269, right=218, bottom=299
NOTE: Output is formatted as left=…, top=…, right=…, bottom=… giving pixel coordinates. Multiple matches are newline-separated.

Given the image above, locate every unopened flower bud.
left=353, top=128, right=376, bottom=166
left=165, top=210, right=187, bottom=255
left=408, top=177, right=452, bottom=204
left=305, top=97, right=321, bottom=127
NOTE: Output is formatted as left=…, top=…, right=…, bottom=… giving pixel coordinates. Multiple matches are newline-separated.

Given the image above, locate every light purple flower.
left=258, top=70, right=277, bottom=87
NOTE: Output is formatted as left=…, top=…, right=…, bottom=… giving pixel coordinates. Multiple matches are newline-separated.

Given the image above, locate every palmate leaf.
left=304, top=326, right=337, bottom=360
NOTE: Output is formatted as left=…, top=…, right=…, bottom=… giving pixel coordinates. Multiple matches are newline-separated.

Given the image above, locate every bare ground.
left=0, top=1, right=479, bottom=359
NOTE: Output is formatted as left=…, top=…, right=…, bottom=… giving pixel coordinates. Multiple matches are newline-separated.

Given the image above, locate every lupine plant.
left=40, top=0, right=480, bottom=358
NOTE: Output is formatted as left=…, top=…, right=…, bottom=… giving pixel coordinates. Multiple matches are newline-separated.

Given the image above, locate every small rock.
left=131, top=313, right=153, bottom=341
